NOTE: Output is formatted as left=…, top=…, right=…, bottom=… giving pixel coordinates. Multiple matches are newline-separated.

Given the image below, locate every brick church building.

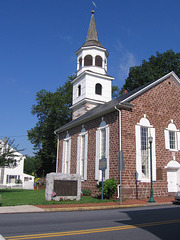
left=55, top=11, right=180, bottom=199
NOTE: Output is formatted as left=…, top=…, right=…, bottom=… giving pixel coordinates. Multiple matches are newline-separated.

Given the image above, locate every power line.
left=0, top=135, right=27, bottom=138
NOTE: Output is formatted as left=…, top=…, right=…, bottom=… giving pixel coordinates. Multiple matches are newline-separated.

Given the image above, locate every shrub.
left=97, top=178, right=117, bottom=199
left=82, top=189, right=91, bottom=196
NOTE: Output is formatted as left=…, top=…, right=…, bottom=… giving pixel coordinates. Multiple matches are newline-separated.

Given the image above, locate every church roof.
left=81, top=11, right=104, bottom=49
left=55, top=71, right=180, bottom=134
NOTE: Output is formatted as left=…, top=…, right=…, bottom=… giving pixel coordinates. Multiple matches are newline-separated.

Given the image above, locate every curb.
left=43, top=202, right=173, bottom=212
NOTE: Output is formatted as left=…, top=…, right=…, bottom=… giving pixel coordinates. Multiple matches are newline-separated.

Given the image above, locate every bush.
left=82, top=189, right=91, bottom=196
left=97, top=178, right=117, bottom=199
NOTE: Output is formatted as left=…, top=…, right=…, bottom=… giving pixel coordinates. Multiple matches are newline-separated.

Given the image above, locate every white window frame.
left=135, top=116, right=156, bottom=182
left=62, top=134, right=71, bottom=174
left=95, top=120, right=109, bottom=181
left=164, top=120, right=180, bottom=151
left=76, top=128, right=88, bottom=180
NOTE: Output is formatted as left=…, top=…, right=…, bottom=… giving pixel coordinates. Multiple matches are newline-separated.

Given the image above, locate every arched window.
left=135, top=115, right=156, bottom=182
left=165, top=120, right=180, bottom=151
left=77, top=127, right=88, bottom=180
left=95, top=119, right=109, bottom=181
left=78, top=85, right=81, bottom=97
left=84, top=55, right=92, bottom=66
left=79, top=57, right=82, bottom=68
left=95, top=55, right=102, bottom=67
left=62, top=132, right=71, bottom=174
left=95, top=83, right=102, bottom=95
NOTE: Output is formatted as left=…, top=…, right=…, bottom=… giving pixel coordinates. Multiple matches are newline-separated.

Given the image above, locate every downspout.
left=114, top=106, right=122, bottom=204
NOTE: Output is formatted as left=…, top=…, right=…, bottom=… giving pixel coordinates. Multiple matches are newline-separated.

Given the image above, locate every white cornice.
left=72, top=70, right=114, bottom=83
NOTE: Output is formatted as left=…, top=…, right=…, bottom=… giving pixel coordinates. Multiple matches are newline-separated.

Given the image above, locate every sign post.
left=99, top=157, right=107, bottom=200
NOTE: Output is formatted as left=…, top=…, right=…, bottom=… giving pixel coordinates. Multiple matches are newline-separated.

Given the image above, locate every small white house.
left=0, top=139, right=34, bottom=189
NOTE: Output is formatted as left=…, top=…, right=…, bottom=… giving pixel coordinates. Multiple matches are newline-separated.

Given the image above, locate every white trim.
left=62, top=137, right=71, bottom=174
left=76, top=136, right=80, bottom=175
left=165, top=121, right=180, bottom=151
left=135, top=125, right=142, bottom=181
left=77, top=132, right=88, bottom=180
left=135, top=117, right=156, bottom=182
left=95, top=124, right=109, bottom=181
left=84, top=133, right=88, bottom=180
left=95, top=129, right=100, bottom=180
left=151, top=128, right=156, bottom=181
left=72, top=70, right=114, bottom=84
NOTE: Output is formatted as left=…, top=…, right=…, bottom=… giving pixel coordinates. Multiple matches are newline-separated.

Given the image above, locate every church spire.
left=82, top=11, right=103, bottom=48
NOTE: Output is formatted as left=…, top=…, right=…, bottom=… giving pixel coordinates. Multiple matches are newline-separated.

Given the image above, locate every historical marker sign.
left=118, top=150, right=125, bottom=171
left=54, top=180, right=77, bottom=196
left=99, top=157, right=107, bottom=171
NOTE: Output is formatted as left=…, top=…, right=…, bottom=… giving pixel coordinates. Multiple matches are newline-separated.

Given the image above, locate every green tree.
left=0, top=138, right=23, bottom=167
left=122, top=50, right=180, bottom=92
left=27, top=76, right=74, bottom=176
left=24, top=156, right=41, bottom=176
left=28, top=75, right=121, bottom=175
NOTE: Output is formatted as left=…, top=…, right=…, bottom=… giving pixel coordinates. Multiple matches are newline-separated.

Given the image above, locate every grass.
left=0, top=189, right=118, bottom=207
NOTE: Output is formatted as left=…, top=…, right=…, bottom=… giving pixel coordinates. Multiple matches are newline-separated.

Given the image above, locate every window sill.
left=168, top=149, right=178, bottom=152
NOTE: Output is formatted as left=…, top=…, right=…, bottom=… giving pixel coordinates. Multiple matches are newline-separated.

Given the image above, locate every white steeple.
left=71, top=11, right=114, bottom=120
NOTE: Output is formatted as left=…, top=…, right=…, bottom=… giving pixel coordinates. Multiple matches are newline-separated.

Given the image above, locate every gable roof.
left=55, top=71, right=180, bottom=134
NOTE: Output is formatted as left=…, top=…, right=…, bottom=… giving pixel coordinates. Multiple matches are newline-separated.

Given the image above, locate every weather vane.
left=92, top=1, right=97, bottom=13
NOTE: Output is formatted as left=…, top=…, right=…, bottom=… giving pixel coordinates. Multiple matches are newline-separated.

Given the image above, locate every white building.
left=0, top=139, right=34, bottom=190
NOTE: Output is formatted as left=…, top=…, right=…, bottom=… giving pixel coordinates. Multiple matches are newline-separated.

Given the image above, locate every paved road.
left=0, top=205, right=180, bottom=240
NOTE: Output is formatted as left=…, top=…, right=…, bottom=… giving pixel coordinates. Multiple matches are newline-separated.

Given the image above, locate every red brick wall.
left=121, top=76, right=180, bottom=199
left=57, top=111, right=120, bottom=196
left=57, top=76, right=180, bottom=199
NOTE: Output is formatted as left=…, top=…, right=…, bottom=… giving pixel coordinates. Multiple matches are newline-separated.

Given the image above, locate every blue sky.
left=0, top=0, right=179, bottom=156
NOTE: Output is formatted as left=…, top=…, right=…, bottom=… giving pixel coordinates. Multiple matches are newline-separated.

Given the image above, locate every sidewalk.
left=0, top=197, right=175, bottom=214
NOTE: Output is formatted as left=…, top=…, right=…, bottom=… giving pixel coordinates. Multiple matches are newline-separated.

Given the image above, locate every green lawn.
left=0, top=189, right=117, bottom=207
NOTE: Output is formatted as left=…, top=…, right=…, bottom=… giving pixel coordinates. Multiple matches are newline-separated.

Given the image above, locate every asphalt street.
left=0, top=205, right=180, bottom=240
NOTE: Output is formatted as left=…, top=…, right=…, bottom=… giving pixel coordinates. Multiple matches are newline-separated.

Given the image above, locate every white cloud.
left=59, top=35, right=73, bottom=44
left=115, top=41, right=139, bottom=81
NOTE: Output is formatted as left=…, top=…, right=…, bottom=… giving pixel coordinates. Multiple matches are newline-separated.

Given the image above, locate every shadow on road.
left=116, top=205, right=180, bottom=240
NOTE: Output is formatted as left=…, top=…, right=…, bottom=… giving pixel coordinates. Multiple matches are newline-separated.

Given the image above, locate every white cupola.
left=71, top=10, right=114, bottom=120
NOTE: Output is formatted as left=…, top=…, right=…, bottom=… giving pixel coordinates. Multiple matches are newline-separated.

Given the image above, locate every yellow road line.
left=6, top=219, right=180, bottom=240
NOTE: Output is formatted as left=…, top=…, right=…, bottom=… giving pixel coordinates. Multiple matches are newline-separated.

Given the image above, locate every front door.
left=167, top=169, right=178, bottom=192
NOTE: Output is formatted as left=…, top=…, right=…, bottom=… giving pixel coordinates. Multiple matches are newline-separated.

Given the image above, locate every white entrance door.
left=167, top=169, right=178, bottom=192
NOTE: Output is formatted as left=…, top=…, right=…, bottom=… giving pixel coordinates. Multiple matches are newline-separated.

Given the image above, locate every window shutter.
left=151, top=128, right=156, bottom=181
left=95, top=130, right=100, bottom=180
left=135, top=125, right=142, bottom=180
left=105, top=126, right=109, bottom=180
left=164, top=129, right=169, bottom=149
left=76, top=136, right=80, bottom=175
left=84, top=133, right=88, bottom=180
left=177, top=131, right=180, bottom=150
left=68, top=139, right=71, bottom=174
left=62, top=141, right=66, bottom=173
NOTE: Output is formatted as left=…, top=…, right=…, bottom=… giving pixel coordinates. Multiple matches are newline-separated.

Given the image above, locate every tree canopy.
left=122, top=50, right=180, bottom=92
left=0, top=138, right=23, bottom=168
left=27, top=76, right=74, bottom=175
left=28, top=75, right=121, bottom=176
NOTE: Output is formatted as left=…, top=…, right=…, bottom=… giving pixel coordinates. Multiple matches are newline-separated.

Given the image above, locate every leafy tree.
left=122, top=50, right=180, bottom=92
left=112, top=85, right=121, bottom=99
left=27, top=76, right=74, bottom=176
left=0, top=138, right=23, bottom=167
left=24, top=156, right=41, bottom=176
left=28, top=74, right=121, bottom=175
